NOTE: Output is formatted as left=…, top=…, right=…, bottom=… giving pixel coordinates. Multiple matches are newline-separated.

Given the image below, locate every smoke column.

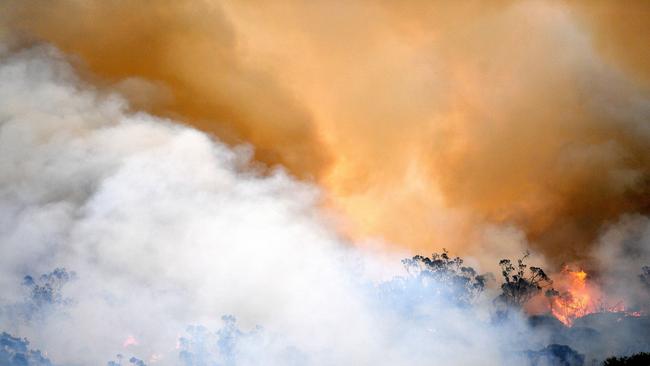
left=2, top=1, right=649, bottom=265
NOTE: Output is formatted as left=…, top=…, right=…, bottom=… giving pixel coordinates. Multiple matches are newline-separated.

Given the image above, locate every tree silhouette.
left=496, top=251, right=552, bottom=309
left=603, top=352, right=650, bottom=366
left=524, top=344, right=584, bottom=366
left=545, top=288, right=560, bottom=313
left=23, top=268, right=76, bottom=307
left=0, top=332, right=53, bottom=366
left=400, top=249, right=488, bottom=307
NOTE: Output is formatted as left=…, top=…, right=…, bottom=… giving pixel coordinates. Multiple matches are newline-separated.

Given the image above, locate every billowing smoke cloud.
left=0, top=43, right=551, bottom=365
left=1, top=1, right=649, bottom=266
left=0, top=0, right=331, bottom=180
left=2, top=0, right=649, bottom=265
left=593, top=215, right=650, bottom=310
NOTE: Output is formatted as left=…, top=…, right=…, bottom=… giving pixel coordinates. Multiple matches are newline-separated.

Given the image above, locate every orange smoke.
left=0, top=1, right=330, bottom=179
left=2, top=1, right=649, bottom=263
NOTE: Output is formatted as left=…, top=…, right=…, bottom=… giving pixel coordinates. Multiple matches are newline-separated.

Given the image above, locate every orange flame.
left=550, top=269, right=591, bottom=326
left=548, top=267, right=641, bottom=326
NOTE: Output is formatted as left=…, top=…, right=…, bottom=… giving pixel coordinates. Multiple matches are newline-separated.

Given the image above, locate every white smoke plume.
left=0, top=43, right=547, bottom=365
left=593, top=215, right=650, bottom=310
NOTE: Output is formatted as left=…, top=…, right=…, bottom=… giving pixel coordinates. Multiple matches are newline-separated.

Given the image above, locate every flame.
left=549, top=267, right=642, bottom=326
left=550, top=269, right=591, bottom=326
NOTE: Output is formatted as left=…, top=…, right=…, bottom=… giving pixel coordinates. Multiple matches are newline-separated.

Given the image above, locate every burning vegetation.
left=545, top=267, right=643, bottom=327
left=395, top=250, right=650, bottom=365
left=5, top=251, right=649, bottom=365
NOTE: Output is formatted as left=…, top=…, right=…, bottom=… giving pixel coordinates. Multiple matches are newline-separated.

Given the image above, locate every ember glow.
left=123, top=335, right=139, bottom=348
